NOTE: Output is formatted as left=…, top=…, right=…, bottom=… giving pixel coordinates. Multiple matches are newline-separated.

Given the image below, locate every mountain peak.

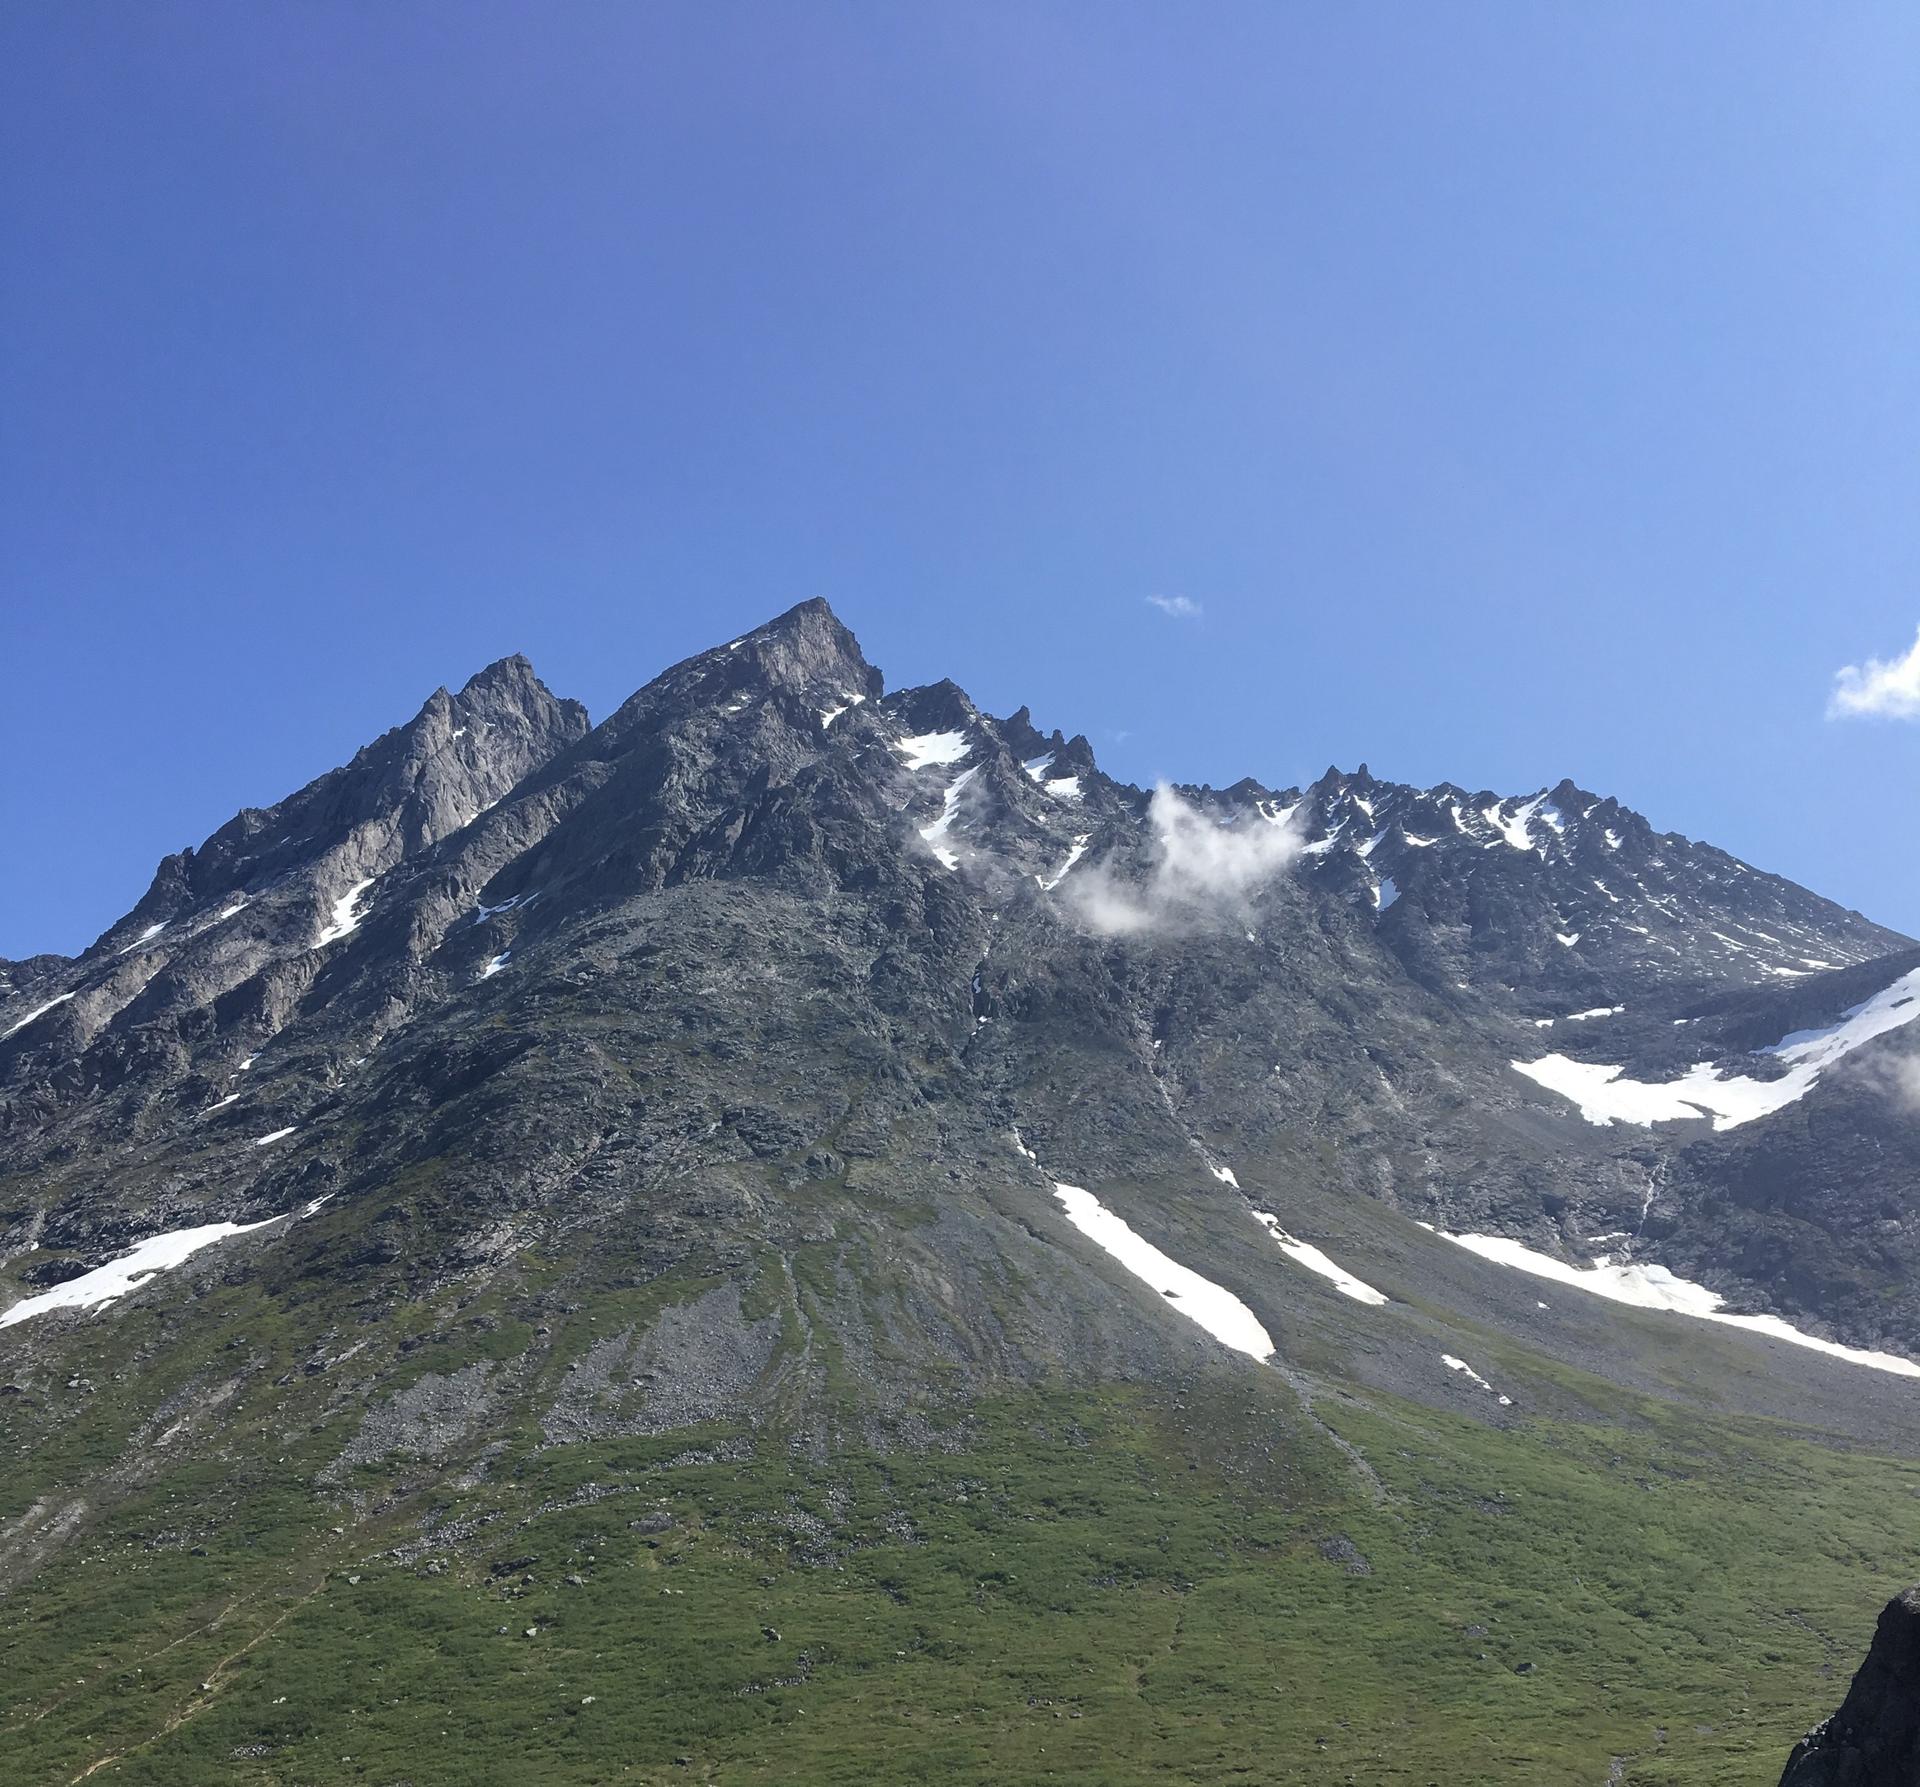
left=606, top=599, right=882, bottom=731
left=450, top=653, right=589, bottom=736
left=771, top=593, right=841, bottom=626
left=84, top=654, right=591, bottom=957
left=458, top=652, right=537, bottom=695
left=738, top=599, right=878, bottom=692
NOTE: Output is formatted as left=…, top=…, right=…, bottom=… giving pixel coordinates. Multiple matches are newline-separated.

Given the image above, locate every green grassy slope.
left=5, top=1358, right=1916, bottom=1787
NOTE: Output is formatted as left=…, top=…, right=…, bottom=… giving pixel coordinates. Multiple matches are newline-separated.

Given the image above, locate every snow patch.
left=2, top=992, right=75, bottom=1040
left=894, top=730, right=971, bottom=770
left=1, top=1201, right=331, bottom=1328
left=472, top=892, right=530, bottom=924
left=1438, top=1229, right=1920, bottom=1378
left=3, top=1223, right=264, bottom=1326
left=1484, top=794, right=1548, bottom=852
left=819, top=692, right=866, bottom=729
left=314, top=878, right=375, bottom=948
left=253, top=1127, right=297, bottom=1147
left=1037, top=835, right=1091, bottom=893
left=1513, top=964, right=1920, bottom=1131
left=480, top=952, right=512, bottom=980
left=1052, top=1183, right=1273, bottom=1359
left=920, top=766, right=978, bottom=870
left=1253, top=1213, right=1390, bottom=1306
left=1442, top=1353, right=1512, bottom=1405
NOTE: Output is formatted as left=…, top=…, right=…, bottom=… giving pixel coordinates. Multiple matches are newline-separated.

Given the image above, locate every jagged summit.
left=594, top=597, right=881, bottom=737
left=718, top=595, right=881, bottom=705
left=454, top=650, right=590, bottom=723
left=97, top=652, right=588, bottom=956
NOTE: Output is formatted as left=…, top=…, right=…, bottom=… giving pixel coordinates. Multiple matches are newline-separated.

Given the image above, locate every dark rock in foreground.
left=1780, top=1587, right=1920, bottom=1786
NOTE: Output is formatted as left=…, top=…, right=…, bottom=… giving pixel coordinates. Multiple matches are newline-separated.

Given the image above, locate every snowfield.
left=1, top=991, right=75, bottom=1040
left=1513, top=964, right=1920, bottom=1131
left=0, top=1200, right=330, bottom=1329
left=894, top=729, right=971, bottom=770
left=1253, top=1212, right=1390, bottom=1306
left=1438, top=1228, right=1920, bottom=1378
left=314, top=877, right=376, bottom=948
left=919, top=766, right=978, bottom=870
left=1053, top=1183, right=1274, bottom=1359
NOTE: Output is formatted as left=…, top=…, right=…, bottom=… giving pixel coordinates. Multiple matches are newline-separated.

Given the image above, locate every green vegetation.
left=4, top=1356, right=1916, bottom=1786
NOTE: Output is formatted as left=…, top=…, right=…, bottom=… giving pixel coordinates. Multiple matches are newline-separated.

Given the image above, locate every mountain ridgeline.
left=2, top=600, right=1917, bottom=1786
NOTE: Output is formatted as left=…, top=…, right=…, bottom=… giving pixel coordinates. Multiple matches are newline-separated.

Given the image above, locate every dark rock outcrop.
left=1780, top=1587, right=1920, bottom=1785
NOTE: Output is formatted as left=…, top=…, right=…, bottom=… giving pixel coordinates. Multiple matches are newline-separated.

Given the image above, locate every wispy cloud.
left=1144, top=594, right=1202, bottom=621
left=1065, top=784, right=1301, bottom=936
left=1884, top=1053, right=1920, bottom=1113
left=1847, top=1041, right=1920, bottom=1114
left=1829, top=626, right=1920, bottom=720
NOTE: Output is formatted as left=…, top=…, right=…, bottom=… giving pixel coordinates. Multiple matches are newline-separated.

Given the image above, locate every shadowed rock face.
left=1780, top=1588, right=1920, bottom=1786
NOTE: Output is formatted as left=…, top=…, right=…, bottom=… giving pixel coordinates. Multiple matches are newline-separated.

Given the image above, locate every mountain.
left=3, top=600, right=1917, bottom=1785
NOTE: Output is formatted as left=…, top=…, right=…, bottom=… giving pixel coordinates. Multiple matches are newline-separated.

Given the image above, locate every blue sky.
left=4, top=2, right=1917, bottom=956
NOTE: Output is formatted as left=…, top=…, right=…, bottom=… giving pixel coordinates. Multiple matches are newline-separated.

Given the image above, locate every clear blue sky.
left=4, top=3, right=1917, bottom=957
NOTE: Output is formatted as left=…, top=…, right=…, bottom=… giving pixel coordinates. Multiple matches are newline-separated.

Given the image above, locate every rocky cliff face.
left=1780, top=1588, right=1920, bottom=1786
left=0, top=654, right=585, bottom=1130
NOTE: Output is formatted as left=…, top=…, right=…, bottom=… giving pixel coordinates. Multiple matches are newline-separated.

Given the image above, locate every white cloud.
left=1886, top=1054, right=1920, bottom=1113
left=1850, top=1042, right=1920, bottom=1114
left=1144, top=594, right=1202, bottom=620
left=1066, top=784, right=1301, bottom=935
left=1829, top=626, right=1920, bottom=720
